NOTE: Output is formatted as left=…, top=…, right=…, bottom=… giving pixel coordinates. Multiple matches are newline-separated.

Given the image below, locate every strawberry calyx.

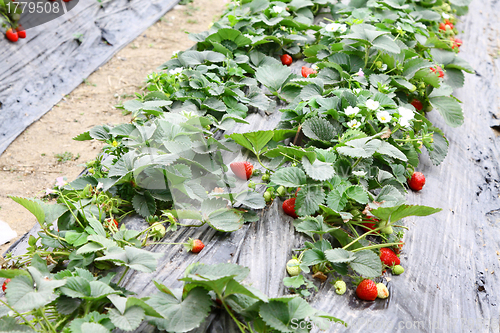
left=184, top=238, right=205, bottom=253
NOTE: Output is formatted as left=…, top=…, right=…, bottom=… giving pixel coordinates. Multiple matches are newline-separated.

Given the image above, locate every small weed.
left=73, top=33, right=84, bottom=44
left=179, top=0, right=193, bottom=4
left=54, top=152, right=80, bottom=163
left=184, top=4, right=199, bottom=16
left=83, top=79, right=96, bottom=87
left=187, top=19, right=198, bottom=24
left=130, top=43, right=138, bottom=49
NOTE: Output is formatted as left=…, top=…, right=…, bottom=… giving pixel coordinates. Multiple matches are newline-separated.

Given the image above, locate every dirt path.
left=0, top=0, right=228, bottom=253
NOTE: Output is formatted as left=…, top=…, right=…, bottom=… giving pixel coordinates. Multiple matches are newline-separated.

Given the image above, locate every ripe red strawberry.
left=230, top=161, right=253, bottom=180
left=185, top=238, right=204, bottom=253
left=2, top=279, right=11, bottom=292
left=356, top=279, right=378, bottom=301
left=431, top=66, right=444, bottom=78
left=280, top=54, right=293, bottom=66
left=380, top=248, right=400, bottom=266
left=439, top=22, right=453, bottom=32
left=408, top=171, right=425, bottom=191
left=6, top=28, right=18, bottom=42
left=282, top=198, right=298, bottom=218
left=301, top=66, right=317, bottom=78
left=410, top=99, right=423, bottom=111
left=361, top=216, right=379, bottom=231
left=16, top=26, right=26, bottom=39
left=451, top=37, right=462, bottom=50
left=393, top=241, right=404, bottom=254
left=113, top=219, right=119, bottom=227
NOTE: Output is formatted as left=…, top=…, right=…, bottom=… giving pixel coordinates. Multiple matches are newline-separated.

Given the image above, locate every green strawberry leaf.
left=301, top=117, right=337, bottom=142
left=72, top=131, right=92, bottom=141
left=227, top=130, right=274, bottom=156
left=132, top=191, right=157, bottom=218
left=377, top=141, right=408, bottom=161
left=147, top=287, right=212, bottom=332
left=59, top=277, right=118, bottom=300
left=429, top=96, right=464, bottom=128
left=336, top=137, right=380, bottom=158
left=371, top=204, right=442, bottom=223
left=0, top=317, right=35, bottom=333
left=301, top=156, right=335, bottom=181
left=427, top=130, right=449, bottom=166
left=9, top=196, right=45, bottom=224
left=235, top=191, right=266, bottom=209
left=255, top=64, right=293, bottom=92
left=107, top=306, right=145, bottom=332
left=295, top=185, right=326, bottom=216
left=324, top=248, right=355, bottom=264
left=207, top=208, right=244, bottom=232
left=349, top=250, right=382, bottom=278
left=345, top=185, right=369, bottom=204
left=79, top=323, right=110, bottom=333
left=6, top=267, right=66, bottom=312
left=271, top=167, right=307, bottom=187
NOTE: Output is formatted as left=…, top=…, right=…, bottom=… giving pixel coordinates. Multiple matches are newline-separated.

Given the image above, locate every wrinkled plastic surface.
left=0, top=0, right=179, bottom=156
left=6, top=0, right=500, bottom=332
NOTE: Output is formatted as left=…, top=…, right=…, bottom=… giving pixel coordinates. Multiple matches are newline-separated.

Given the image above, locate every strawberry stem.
left=351, top=242, right=402, bottom=253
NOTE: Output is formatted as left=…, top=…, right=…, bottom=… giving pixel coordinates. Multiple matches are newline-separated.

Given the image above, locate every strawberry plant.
left=2, top=0, right=473, bottom=330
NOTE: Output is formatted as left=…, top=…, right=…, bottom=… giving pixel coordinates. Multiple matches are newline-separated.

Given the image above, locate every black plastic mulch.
left=0, top=0, right=180, bottom=156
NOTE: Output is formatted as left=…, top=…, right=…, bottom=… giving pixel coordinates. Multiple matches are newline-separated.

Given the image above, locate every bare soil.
left=0, top=0, right=228, bottom=253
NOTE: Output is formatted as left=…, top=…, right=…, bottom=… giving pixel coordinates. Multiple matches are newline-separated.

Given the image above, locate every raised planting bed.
left=3, top=0, right=493, bottom=332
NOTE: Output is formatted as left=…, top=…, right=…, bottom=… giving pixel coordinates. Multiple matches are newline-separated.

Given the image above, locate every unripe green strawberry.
left=392, top=265, right=405, bottom=275
left=380, top=225, right=393, bottom=234
left=376, top=283, right=389, bottom=299
left=286, top=258, right=301, bottom=276
left=151, top=222, right=166, bottom=241
left=263, top=191, right=272, bottom=203
left=248, top=180, right=256, bottom=189
left=262, top=173, right=270, bottom=182
left=334, top=280, right=347, bottom=295
left=276, top=186, right=286, bottom=197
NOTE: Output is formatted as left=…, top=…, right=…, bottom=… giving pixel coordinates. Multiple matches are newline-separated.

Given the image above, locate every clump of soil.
left=0, top=0, right=228, bottom=253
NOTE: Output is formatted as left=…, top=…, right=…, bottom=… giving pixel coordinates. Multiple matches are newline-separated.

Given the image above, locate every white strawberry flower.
left=376, top=110, right=391, bottom=123
left=271, top=5, right=284, bottom=14
left=325, top=23, right=341, bottom=32
left=344, top=106, right=360, bottom=116
left=355, top=68, right=365, bottom=77
left=338, top=24, right=347, bottom=33
left=399, top=117, right=411, bottom=128
left=311, top=64, right=319, bottom=70
left=172, top=50, right=180, bottom=57
left=365, top=99, right=380, bottom=110
left=353, top=88, right=362, bottom=94
left=398, top=106, right=414, bottom=120
left=169, top=67, right=184, bottom=76
left=442, top=12, right=450, bottom=19
left=347, top=119, right=361, bottom=129
left=352, top=170, right=366, bottom=177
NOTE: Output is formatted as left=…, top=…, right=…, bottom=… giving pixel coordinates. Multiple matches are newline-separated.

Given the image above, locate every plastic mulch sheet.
left=5, top=0, right=500, bottom=332
left=0, top=0, right=180, bottom=156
